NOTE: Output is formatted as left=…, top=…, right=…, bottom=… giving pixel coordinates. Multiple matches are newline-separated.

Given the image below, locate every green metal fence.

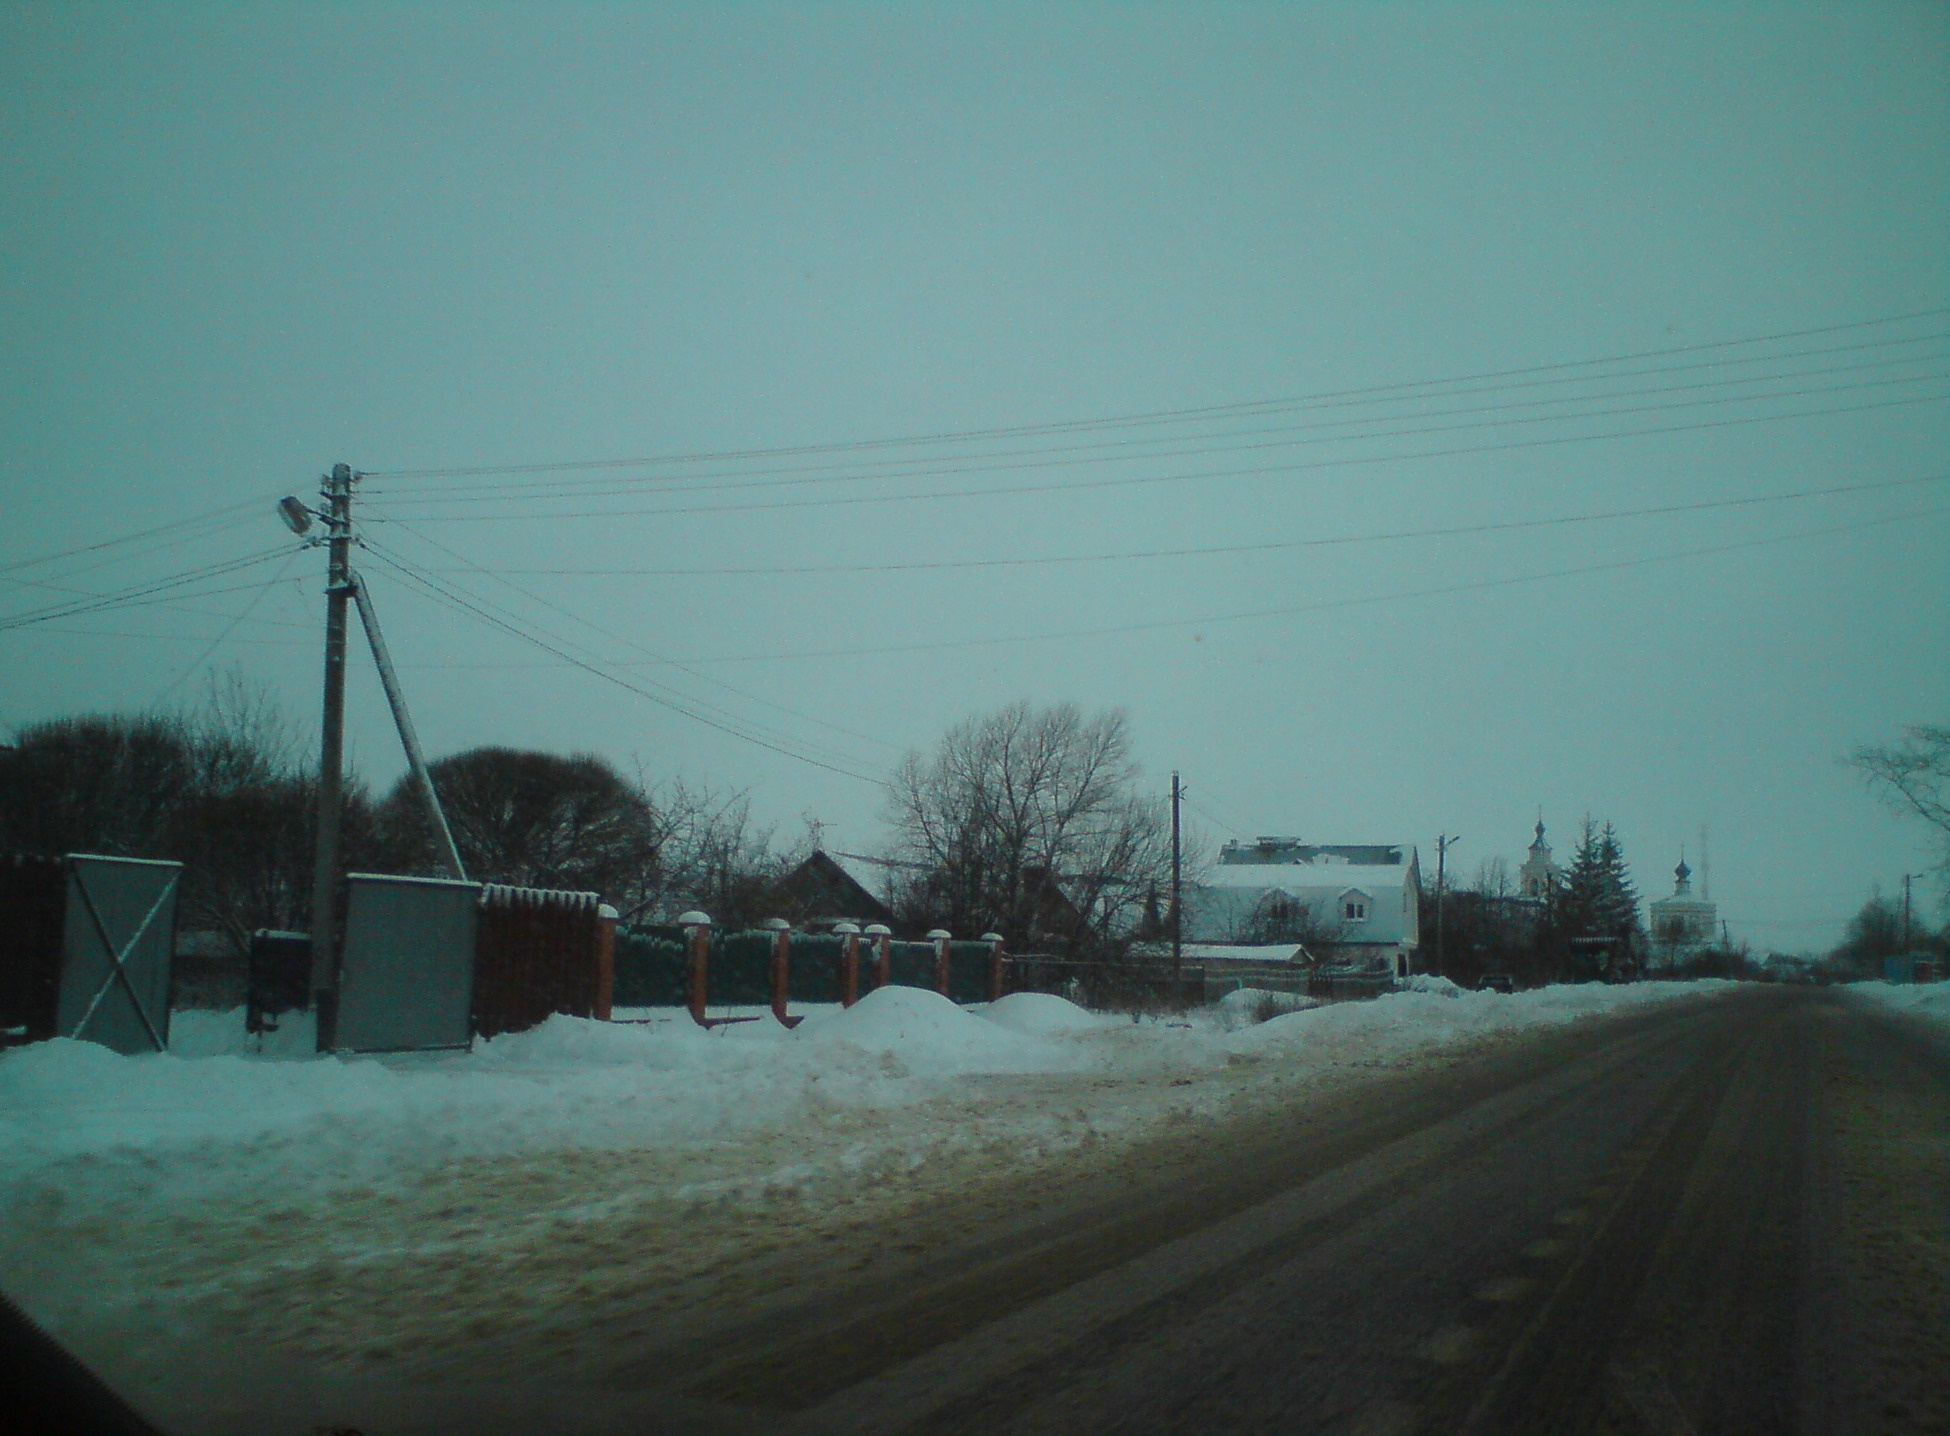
left=613, top=925, right=688, bottom=1007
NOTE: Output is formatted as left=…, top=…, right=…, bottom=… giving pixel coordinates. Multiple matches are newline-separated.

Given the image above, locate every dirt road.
left=78, top=987, right=1950, bottom=1434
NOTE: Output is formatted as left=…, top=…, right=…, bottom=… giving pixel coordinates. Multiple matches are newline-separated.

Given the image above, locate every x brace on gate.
left=69, top=863, right=176, bottom=1052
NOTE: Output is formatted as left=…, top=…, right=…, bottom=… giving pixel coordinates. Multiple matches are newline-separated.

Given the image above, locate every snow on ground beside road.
left=1842, top=979, right=1950, bottom=1031
left=0, top=979, right=1736, bottom=1383
left=1, top=980, right=1732, bottom=1231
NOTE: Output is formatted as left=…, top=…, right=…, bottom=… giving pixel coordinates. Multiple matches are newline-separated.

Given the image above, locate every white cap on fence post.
left=678, top=911, right=712, bottom=929
left=980, top=932, right=1004, bottom=945
left=762, top=917, right=790, bottom=932
left=863, top=923, right=892, bottom=937
left=832, top=921, right=860, bottom=935
left=926, top=929, right=951, bottom=942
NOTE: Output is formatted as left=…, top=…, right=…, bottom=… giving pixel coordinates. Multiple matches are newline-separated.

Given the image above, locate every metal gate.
left=333, top=873, right=481, bottom=1052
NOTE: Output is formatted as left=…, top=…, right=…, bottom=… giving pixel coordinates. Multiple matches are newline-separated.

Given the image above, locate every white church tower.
left=1519, top=817, right=1558, bottom=901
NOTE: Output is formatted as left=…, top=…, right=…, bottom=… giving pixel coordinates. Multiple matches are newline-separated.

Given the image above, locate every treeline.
left=0, top=686, right=1181, bottom=970
left=1827, top=889, right=1947, bottom=976
left=0, top=677, right=786, bottom=966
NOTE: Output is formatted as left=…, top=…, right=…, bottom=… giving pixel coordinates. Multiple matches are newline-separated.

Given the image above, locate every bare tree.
left=1471, top=856, right=1514, bottom=899
left=884, top=702, right=1174, bottom=952
left=379, top=747, right=661, bottom=908
left=641, top=778, right=785, bottom=927
left=1853, top=724, right=1950, bottom=896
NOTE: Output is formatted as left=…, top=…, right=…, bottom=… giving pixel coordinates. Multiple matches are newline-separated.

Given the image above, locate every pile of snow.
left=1401, top=974, right=1465, bottom=997
left=1214, top=987, right=1320, bottom=1029
left=980, top=991, right=1115, bottom=1036
left=1843, top=979, right=1950, bottom=1031
left=796, top=986, right=1088, bottom=1075
left=1230, top=979, right=1733, bottom=1054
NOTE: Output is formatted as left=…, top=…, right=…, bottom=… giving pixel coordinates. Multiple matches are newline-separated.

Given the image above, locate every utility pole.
left=1170, top=771, right=1183, bottom=983
left=1903, top=873, right=1914, bottom=954
left=308, top=463, right=355, bottom=1044
left=1434, top=833, right=1460, bottom=977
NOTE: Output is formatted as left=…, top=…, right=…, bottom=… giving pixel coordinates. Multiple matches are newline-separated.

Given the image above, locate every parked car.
left=1477, top=972, right=1516, bottom=994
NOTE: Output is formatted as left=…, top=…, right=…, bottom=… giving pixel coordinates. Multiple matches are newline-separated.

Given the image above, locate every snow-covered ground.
left=0, top=979, right=1737, bottom=1392
left=1841, top=977, right=1950, bottom=1032
left=4, top=981, right=1733, bottom=1212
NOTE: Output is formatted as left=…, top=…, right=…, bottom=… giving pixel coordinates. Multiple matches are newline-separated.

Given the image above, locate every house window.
left=1344, top=900, right=1367, bottom=921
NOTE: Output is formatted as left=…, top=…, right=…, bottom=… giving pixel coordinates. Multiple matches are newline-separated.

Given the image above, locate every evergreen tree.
left=1556, top=818, right=1644, bottom=959
left=1594, top=823, right=1642, bottom=942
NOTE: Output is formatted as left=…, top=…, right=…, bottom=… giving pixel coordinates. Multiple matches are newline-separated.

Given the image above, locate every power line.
left=356, top=548, right=888, bottom=785
left=366, top=519, right=905, bottom=753
left=637, top=504, right=1950, bottom=666
left=366, top=342, right=1948, bottom=502
left=150, top=551, right=307, bottom=706
left=364, top=305, right=1950, bottom=479
left=363, top=390, right=1950, bottom=525
left=0, top=547, right=301, bottom=631
left=361, top=543, right=874, bottom=769
left=365, top=365, right=1948, bottom=510
left=0, top=501, right=263, bottom=577
left=425, top=474, right=1948, bottom=578
left=1182, top=796, right=1248, bottom=838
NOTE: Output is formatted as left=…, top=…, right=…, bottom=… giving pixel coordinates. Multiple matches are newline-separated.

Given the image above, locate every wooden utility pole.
left=1434, top=833, right=1460, bottom=977
left=1170, top=771, right=1183, bottom=983
left=308, top=463, right=355, bottom=1044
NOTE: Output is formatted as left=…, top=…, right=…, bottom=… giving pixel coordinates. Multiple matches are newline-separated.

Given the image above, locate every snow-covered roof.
left=828, top=851, right=901, bottom=903
left=1129, top=942, right=1309, bottom=964
left=1203, top=861, right=1412, bottom=895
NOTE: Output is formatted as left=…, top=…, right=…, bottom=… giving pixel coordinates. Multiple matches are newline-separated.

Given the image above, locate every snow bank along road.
left=3, top=982, right=1946, bottom=1434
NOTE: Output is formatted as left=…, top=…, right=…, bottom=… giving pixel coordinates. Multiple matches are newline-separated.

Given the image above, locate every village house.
left=766, top=849, right=895, bottom=931
left=1184, top=838, right=1421, bottom=978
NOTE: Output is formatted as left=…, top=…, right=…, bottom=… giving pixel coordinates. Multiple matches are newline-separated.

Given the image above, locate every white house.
left=1185, top=839, right=1421, bottom=977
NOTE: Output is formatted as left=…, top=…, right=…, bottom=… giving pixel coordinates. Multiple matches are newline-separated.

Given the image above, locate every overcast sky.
left=3, top=2, right=1945, bottom=950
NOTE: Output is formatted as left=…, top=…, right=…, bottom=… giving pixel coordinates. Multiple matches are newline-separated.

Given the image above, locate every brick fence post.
left=679, top=910, right=712, bottom=1027
left=764, top=917, right=793, bottom=1027
left=865, top=923, right=892, bottom=990
left=928, top=928, right=952, bottom=998
left=833, top=921, right=861, bottom=1007
left=982, top=931, right=1006, bottom=1002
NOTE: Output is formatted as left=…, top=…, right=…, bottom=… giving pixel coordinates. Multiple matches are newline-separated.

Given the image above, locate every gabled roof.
left=770, top=849, right=895, bottom=924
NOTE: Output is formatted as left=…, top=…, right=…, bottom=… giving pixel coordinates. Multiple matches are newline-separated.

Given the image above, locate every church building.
left=1518, top=818, right=1559, bottom=900
left=1648, top=855, right=1718, bottom=962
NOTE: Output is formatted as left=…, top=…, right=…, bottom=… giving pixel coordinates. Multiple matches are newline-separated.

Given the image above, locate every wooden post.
left=982, top=931, right=1006, bottom=1002
left=680, top=911, right=711, bottom=1027
left=865, top=923, right=892, bottom=990
left=834, top=922, right=861, bottom=1007
left=928, top=928, right=952, bottom=998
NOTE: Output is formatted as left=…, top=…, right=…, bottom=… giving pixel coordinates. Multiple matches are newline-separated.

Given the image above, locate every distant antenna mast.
left=1699, top=824, right=1710, bottom=901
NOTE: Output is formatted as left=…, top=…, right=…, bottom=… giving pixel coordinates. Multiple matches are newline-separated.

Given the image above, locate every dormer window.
left=1344, top=899, right=1368, bottom=921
